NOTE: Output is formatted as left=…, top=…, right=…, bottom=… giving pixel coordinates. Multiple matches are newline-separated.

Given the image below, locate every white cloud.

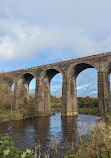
left=0, top=0, right=111, bottom=63
left=77, top=69, right=97, bottom=97
left=1, top=17, right=111, bottom=63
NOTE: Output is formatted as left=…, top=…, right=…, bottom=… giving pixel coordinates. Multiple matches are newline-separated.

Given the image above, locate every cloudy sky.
left=1, top=0, right=111, bottom=97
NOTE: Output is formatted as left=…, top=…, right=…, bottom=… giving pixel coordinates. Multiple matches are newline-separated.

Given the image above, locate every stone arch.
left=36, top=67, right=63, bottom=115
left=67, top=61, right=98, bottom=78
left=38, top=66, right=64, bottom=82
left=15, top=72, right=36, bottom=108
left=63, top=62, right=98, bottom=116
left=17, top=71, right=36, bottom=83
left=18, top=72, right=35, bottom=86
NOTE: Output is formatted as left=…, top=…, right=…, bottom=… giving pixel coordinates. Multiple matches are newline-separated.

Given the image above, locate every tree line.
left=51, top=95, right=98, bottom=109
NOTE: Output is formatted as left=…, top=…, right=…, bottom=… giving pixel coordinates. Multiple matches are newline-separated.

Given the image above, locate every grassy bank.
left=51, top=95, right=62, bottom=112
left=0, top=111, right=23, bottom=122
left=51, top=102, right=61, bottom=112
left=78, top=107, right=98, bottom=115
left=0, top=106, right=98, bottom=123
left=64, top=111, right=111, bottom=158
left=0, top=95, right=99, bottom=123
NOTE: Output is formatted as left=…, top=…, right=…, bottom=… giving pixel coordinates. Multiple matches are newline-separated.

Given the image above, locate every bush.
left=18, top=94, right=37, bottom=119
left=0, top=134, right=33, bottom=158
left=64, top=113, right=111, bottom=158
left=0, top=134, right=21, bottom=158
left=77, top=97, right=98, bottom=108
left=51, top=95, right=61, bottom=111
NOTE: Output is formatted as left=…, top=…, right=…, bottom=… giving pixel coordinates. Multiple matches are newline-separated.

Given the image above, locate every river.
left=0, top=113, right=98, bottom=157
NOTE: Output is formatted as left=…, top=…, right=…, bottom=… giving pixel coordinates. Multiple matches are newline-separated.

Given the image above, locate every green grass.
left=51, top=102, right=61, bottom=108
left=51, top=102, right=61, bottom=112
left=78, top=107, right=98, bottom=115
left=0, top=111, right=23, bottom=122
left=101, top=110, right=111, bottom=124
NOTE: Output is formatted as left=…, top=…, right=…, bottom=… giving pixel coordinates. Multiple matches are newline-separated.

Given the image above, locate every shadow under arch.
left=67, top=62, right=98, bottom=78
left=36, top=68, right=63, bottom=115
left=40, top=69, right=61, bottom=82
left=38, top=65, right=64, bottom=81
left=18, top=73, right=34, bottom=86
left=14, top=73, right=36, bottom=108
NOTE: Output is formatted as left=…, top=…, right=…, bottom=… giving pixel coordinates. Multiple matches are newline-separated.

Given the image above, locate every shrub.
left=64, top=119, right=111, bottom=158
left=0, top=134, right=33, bottom=158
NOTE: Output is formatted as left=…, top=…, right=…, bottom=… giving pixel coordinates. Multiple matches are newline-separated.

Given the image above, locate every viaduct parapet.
left=2, top=52, right=111, bottom=116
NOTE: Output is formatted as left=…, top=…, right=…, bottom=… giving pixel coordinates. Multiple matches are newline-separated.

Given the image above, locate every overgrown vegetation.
left=77, top=96, right=98, bottom=108
left=0, top=134, right=34, bottom=158
left=0, top=73, right=38, bottom=122
left=64, top=111, right=111, bottom=158
left=51, top=95, right=62, bottom=112
left=18, top=94, right=38, bottom=119
left=78, top=96, right=98, bottom=115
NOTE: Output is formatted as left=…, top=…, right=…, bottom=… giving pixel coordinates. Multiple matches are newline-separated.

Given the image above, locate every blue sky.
left=1, top=0, right=111, bottom=97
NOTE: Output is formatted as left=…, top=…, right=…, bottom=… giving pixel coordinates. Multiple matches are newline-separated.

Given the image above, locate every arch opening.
left=40, top=69, right=61, bottom=83
left=17, top=73, right=36, bottom=106
left=11, top=82, right=15, bottom=92
left=68, top=63, right=98, bottom=115
left=50, top=73, right=62, bottom=112
left=18, top=73, right=34, bottom=85
left=74, top=63, right=94, bottom=78
left=76, top=68, right=98, bottom=114
left=38, top=69, right=63, bottom=114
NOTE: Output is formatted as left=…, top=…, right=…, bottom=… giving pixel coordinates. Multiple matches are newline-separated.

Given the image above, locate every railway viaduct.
left=2, top=52, right=111, bottom=116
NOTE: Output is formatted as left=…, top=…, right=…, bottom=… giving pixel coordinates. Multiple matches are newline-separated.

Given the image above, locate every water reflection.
left=0, top=113, right=98, bottom=157
left=62, top=116, right=78, bottom=143
left=50, top=112, right=63, bottom=141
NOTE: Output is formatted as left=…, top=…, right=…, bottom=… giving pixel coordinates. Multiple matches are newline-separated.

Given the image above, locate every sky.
left=1, top=0, right=111, bottom=97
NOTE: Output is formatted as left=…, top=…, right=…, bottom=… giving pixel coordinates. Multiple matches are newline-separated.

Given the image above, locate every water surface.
left=0, top=113, right=98, bottom=157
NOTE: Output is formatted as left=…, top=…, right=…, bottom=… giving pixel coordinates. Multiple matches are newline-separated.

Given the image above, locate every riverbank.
left=64, top=111, right=111, bottom=158
left=78, top=107, right=98, bottom=115
left=52, top=106, right=98, bottom=115
left=0, top=110, right=54, bottom=123
left=0, top=107, right=98, bottom=123
left=0, top=111, right=23, bottom=122
left=0, top=105, right=38, bottom=122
